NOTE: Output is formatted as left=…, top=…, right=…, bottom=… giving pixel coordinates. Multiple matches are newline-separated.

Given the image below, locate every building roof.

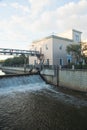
left=72, top=29, right=82, bottom=34
left=33, top=35, right=73, bottom=43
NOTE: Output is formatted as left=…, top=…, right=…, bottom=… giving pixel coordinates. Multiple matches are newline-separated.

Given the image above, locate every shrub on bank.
left=75, top=64, right=87, bottom=69
left=2, top=55, right=28, bottom=67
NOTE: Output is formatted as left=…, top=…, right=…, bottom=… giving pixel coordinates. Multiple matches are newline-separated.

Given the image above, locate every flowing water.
left=0, top=69, right=5, bottom=75
left=0, top=75, right=87, bottom=130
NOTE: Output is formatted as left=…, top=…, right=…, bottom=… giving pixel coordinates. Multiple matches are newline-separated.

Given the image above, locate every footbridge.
left=0, top=48, right=43, bottom=75
left=0, top=48, right=42, bottom=56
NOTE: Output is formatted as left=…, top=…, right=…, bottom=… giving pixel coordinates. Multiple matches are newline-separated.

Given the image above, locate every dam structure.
left=0, top=47, right=87, bottom=129
left=0, top=74, right=87, bottom=130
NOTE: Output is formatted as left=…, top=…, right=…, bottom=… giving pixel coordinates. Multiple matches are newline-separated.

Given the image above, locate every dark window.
left=47, top=59, right=49, bottom=65
left=68, top=59, right=70, bottom=63
left=59, top=45, right=62, bottom=50
left=75, top=35, right=79, bottom=41
left=60, top=58, right=63, bottom=65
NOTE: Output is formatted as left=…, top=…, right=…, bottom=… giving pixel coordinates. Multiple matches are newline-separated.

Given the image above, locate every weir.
left=0, top=74, right=87, bottom=106
left=0, top=75, right=45, bottom=95
left=0, top=74, right=87, bottom=130
left=0, top=71, right=38, bottom=78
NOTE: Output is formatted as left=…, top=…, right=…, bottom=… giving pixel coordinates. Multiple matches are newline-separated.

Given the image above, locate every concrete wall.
left=29, top=56, right=38, bottom=65
left=40, top=69, right=58, bottom=86
left=59, top=69, right=87, bottom=92
left=1, top=67, right=30, bottom=74
left=41, top=69, right=87, bottom=92
left=53, top=37, right=72, bottom=65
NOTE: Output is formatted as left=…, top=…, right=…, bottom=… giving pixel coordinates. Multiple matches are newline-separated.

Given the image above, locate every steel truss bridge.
left=0, top=48, right=42, bottom=57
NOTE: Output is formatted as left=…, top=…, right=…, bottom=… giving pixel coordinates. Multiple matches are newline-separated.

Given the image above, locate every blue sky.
left=0, top=0, right=87, bottom=59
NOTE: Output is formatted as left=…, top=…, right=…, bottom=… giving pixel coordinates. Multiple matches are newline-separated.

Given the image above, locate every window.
left=47, top=59, right=49, bottom=65
left=75, top=35, right=79, bottom=41
left=40, top=48, right=42, bottom=53
left=59, top=58, right=63, bottom=65
left=67, top=55, right=72, bottom=63
left=68, top=59, right=70, bottom=63
left=45, top=44, right=48, bottom=50
left=59, top=45, right=62, bottom=50
left=34, top=60, right=36, bottom=65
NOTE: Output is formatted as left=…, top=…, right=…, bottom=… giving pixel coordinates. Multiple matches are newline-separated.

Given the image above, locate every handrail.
left=0, top=48, right=41, bottom=55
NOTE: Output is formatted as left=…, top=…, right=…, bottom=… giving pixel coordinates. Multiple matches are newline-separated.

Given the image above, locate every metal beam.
left=0, top=48, right=41, bottom=56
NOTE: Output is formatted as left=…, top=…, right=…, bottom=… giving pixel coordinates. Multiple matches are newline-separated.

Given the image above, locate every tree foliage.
left=2, top=54, right=28, bottom=66
left=0, top=60, right=4, bottom=64
left=66, top=44, right=84, bottom=63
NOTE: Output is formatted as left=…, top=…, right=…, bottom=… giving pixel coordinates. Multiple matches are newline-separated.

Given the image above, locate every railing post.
left=57, top=65, right=59, bottom=86
left=24, top=64, right=26, bottom=73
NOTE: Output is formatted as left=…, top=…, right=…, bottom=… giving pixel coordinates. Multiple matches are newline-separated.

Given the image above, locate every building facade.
left=29, top=29, right=82, bottom=66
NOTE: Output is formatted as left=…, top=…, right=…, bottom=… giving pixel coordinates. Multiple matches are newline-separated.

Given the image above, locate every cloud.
left=28, top=0, right=51, bottom=17
left=10, top=2, right=30, bottom=13
left=29, top=0, right=50, bottom=10
left=28, top=0, right=87, bottom=39
left=0, top=0, right=87, bottom=50
left=0, top=3, right=7, bottom=7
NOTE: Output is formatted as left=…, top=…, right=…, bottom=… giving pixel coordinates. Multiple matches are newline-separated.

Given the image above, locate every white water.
left=0, top=75, right=87, bottom=107
left=0, top=75, right=87, bottom=130
left=0, top=75, right=47, bottom=95
left=0, top=69, right=5, bottom=75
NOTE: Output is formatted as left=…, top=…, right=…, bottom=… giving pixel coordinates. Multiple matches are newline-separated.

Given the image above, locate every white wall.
left=29, top=37, right=53, bottom=65
left=72, top=30, right=82, bottom=43
left=53, top=37, right=72, bottom=65
left=29, top=32, right=81, bottom=66
left=41, top=38, right=53, bottom=65
left=29, top=56, right=38, bottom=65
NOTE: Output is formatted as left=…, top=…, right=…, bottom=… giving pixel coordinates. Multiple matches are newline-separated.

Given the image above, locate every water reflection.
left=0, top=75, right=87, bottom=130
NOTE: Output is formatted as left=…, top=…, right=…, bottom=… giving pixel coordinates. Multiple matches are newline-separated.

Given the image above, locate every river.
left=0, top=75, right=87, bottom=130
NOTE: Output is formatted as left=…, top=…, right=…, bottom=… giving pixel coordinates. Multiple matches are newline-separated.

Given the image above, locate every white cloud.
left=28, top=0, right=50, bottom=17
left=29, top=0, right=50, bottom=10
left=0, top=3, right=7, bottom=7
left=10, top=2, right=30, bottom=13
left=0, top=0, right=87, bottom=50
left=28, top=0, right=87, bottom=39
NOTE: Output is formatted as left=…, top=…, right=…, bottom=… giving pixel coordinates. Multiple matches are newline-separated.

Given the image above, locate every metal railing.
left=0, top=48, right=41, bottom=56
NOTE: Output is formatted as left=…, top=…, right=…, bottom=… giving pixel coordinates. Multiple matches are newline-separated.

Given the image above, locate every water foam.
left=0, top=75, right=87, bottom=107
left=0, top=75, right=48, bottom=95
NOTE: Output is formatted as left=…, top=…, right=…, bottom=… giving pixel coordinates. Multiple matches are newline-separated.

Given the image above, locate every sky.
left=0, top=0, right=87, bottom=59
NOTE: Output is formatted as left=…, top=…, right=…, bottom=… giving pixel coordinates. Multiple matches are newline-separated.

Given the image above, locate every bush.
left=75, top=64, right=87, bottom=69
left=2, top=55, right=28, bottom=67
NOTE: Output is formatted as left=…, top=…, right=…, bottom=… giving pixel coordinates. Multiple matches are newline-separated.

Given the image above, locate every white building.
left=29, top=29, right=82, bottom=66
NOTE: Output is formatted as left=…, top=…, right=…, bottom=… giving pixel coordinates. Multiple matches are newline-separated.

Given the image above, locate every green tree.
left=66, top=44, right=84, bottom=64
left=2, top=54, right=28, bottom=66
